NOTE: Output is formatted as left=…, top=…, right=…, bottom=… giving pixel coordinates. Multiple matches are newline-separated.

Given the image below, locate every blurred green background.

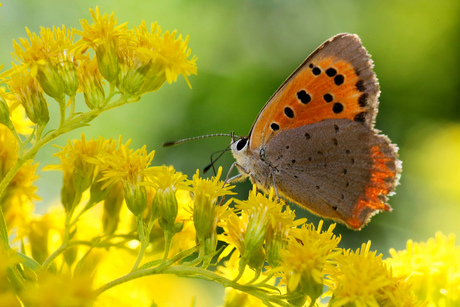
left=1, top=0, right=459, bottom=296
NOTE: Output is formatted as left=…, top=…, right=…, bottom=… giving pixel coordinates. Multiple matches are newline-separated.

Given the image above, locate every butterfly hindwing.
left=264, top=118, right=400, bottom=229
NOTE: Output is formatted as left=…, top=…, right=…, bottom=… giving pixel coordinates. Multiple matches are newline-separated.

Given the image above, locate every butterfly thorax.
left=231, top=137, right=272, bottom=190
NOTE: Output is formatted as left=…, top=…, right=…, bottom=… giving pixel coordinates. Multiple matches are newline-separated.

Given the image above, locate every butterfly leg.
left=224, top=162, right=249, bottom=185
left=216, top=162, right=248, bottom=206
left=269, top=167, right=281, bottom=202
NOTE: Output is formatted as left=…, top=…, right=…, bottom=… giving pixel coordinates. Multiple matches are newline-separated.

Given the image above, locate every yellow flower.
left=46, top=134, right=107, bottom=212
left=0, top=125, right=39, bottom=230
left=75, top=7, right=128, bottom=83
left=218, top=210, right=248, bottom=261
left=325, top=241, right=420, bottom=307
left=235, top=187, right=294, bottom=268
left=21, top=272, right=96, bottom=307
left=7, top=69, right=49, bottom=125
left=150, top=165, right=189, bottom=231
left=75, top=7, right=197, bottom=95
left=97, top=138, right=154, bottom=215
left=265, top=204, right=306, bottom=268
left=98, top=140, right=153, bottom=189
left=132, top=21, right=197, bottom=89
left=191, top=167, right=234, bottom=257
left=279, top=221, right=340, bottom=306
left=222, top=289, right=266, bottom=307
left=147, top=189, right=196, bottom=258
left=10, top=26, right=78, bottom=100
left=0, top=248, right=22, bottom=302
left=0, top=90, right=12, bottom=128
left=0, top=88, right=34, bottom=135
left=387, top=232, right=460, bottom=306
left=77, top=58, right=106, bottom=109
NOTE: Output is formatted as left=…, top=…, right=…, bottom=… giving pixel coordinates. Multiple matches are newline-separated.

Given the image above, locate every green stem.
left=0, top=93, right=129, bottom=201
left=94, top=264, right=291, bottom=307
left=131, top=216, right=149, bottom=272
left=68, top=95, right=76, bottom=119
left=0, top=92, right=130, bottom=265
left=0, top=207, right=10, bottom=250
left=41, top=243, right=67, bottom=270
left=163, top=230, right=172, bottom=261
left=42, top=188, right=86, bottom=268
left=8, top=124, right=22, bottom=146
left=57, top=97, right=67, bottom=128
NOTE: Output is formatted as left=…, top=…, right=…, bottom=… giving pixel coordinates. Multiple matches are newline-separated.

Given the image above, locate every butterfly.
left=230, top=33, right=401, bottom=230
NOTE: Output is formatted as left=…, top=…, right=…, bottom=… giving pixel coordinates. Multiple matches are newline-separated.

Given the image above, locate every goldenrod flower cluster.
left=0, top=7, right=458, bottom=307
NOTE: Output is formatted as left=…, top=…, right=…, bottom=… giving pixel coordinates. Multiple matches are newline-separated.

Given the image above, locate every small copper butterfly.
left=229, top=33, right=401, bottom=230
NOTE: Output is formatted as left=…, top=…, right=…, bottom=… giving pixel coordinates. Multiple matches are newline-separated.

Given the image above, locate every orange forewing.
left=250, top=57, right=367, bottom=151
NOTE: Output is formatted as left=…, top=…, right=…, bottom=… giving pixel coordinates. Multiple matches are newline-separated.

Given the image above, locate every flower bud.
left=102, top=182, right=124, bottom=235
left=63, top=246, right=78, bottom=268
left=23, top=86, right=49, bottom=125
left=265, top=225, right=288, bottom=268
left=29, top=219, right=50, bottom=264
left=154, top=188, right=178, bottom=232
left=36, top=61, right=66, bottom=100
left=73, top=158, right=96, bottom=194
left=95, top=41, right=119, bottom=83
left=0, top=95, right=13, bottom=129
left=58, top=58, right=79, bottom=96
left=9, top=73, right=50, bottom=125
left=243, top=208, right=269, bottom=257
left=139, top=63, right=167, bottom=93
left=123, top=181, right=147, bottom=216
left=89, top=172, right=114, bottom=205
left=78, top=60, right=106, bottom=109
left=83, top=80, right=105, bottom=109
left=118, top=63, right=149, bottom=96
left=61, top=170, right=81, bottom=213
left=246, top=246, right=265, bottom=273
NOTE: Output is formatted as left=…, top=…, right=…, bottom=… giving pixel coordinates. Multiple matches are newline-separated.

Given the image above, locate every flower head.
left=75, top=7, right=128, bottom=82
left=278, top=221, right=340, bottom=306
left=191, top=167, right=234, bottom=256
left=10, top=26, right=79, bottom=100
left=386, top=232, right=460, bottom=306
left=77, top=58, right=105, bottom=109
left=325, top=241, right=420, bottom=307
left=0, top=124, right=39, bottom=230
left=98, top=138, right=155, bottom=215
left=133, top=21, right=197, bottom=88
left=149, top=165, right=189, bottom=231
left=0, top=88, right=34, bottom=135
left=219, top=187, right=296, bottom=274
left=21, top=272, right=96, bottom=307
left=46, top=134, right=107, bottom=212
left=7, top=69, right=49, bottom=125
left=235, top=187, right=291, bottom=260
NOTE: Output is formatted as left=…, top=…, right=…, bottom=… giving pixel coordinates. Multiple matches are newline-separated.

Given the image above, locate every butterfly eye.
left=236, top=138, right=248, bottom=151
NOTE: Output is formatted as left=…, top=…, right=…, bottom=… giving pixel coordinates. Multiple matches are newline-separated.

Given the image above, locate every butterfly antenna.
left=204, top=149, right=226, bottom=175
left=163, top=133, right=235, bottom=147
left=203, top=143, right=233, bottom=174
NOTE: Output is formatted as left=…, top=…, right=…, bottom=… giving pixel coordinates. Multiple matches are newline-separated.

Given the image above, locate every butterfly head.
left=230, top=136, right=254, bottom=172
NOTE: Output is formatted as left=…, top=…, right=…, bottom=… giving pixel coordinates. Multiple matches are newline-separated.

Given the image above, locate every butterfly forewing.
left=249, top=33, right=379, bottom=152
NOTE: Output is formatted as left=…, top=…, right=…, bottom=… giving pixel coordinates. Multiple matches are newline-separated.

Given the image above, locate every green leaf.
left=0, top=207, right=10, bottom=251
left=15, top=250, right=41, bottom=271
